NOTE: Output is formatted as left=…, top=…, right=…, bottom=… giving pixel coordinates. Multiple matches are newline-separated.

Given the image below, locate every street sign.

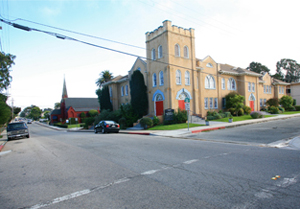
left=185, top=103, right=190, bottom=110
left=184, top=98, right=190, bottom=103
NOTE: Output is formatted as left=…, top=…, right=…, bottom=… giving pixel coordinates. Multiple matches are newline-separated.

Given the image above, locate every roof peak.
left=62, top=77, right=68, bottom=99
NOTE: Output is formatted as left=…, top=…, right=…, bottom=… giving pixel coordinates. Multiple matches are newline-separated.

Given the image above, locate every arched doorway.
left=176, top=88, right=192, bottom=111
left=249, top=93, right=256, bottom=111
left=155, top=94, right=164, bottom=116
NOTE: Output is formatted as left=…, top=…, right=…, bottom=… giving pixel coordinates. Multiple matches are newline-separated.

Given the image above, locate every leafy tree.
left=28, top=106, right=42, bottom=120
left=247, top=62, right=270, bottom=74
left=0, top=52, right=16, bottom=92
left=130, top=70, right=148, bottom=118
left=0, top=101, right=11, bottom=126
left=54, top=102, right=60, bottom=109
left=266, top=98, right=279, bottom=107
left=20, top=105, right=36, bottom=118
left=96, top=70, right=113, bottom=88
left=13, top=107, right=21, bottom=115
left=88, top=109, right=99, bottom=117
left=225, top=92, right=245, bottom=116
left=279, top=95, right=294, bottom=110
left=98, top=86, right=112, bottom=111
left=43, top=111, right=50, bottom=120
left=274, top=59, right=300, bottom=82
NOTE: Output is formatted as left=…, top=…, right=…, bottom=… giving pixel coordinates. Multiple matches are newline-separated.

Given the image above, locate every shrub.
left=207, top=116, right=215, bottom=120
left=219, top=113, right=226, bottom=118
left=212, top=111, right=218, bottom=116
left=250, top=111, right=264, bottom=119
left=140, top=117, right=153, bottom=129
left=80, top=112, right=86, bottom=118
left=237, top=108, right=244, bottom=116
left=218, top=110, right=224, bottom=114
left=278, top=106, right=285, bottom=112
left=83, top=117, right=96, bottom=129
left=266, top=98, right=279, bottom=107
left=293, top=99, right=296, bottom=106
left=118, top=117, right=127, bottom=129
left=152, top=116, right=159, bottom=126
left=224, top=112, right=231, bottom=118
left=268, top=106, right=279, bottom=114
left=207, top=111, right=212, bottom=116
left=279, top=95, right=294, bottom=110
left=174, top=108, right=187, bottom=123
left=260, top=106, right=268, bottom=111
left=228, top=108, right=235, bottom=115
left=288, top=106, right=296, bottom=111
left=295, top=105, right=300, bottom=111
left=243, top=106, right=252, bottom=115
left=214, top=113, right=222, bottom=119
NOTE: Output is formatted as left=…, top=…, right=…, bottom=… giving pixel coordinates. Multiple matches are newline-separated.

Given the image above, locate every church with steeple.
left=50, top=78, right=100, bottom=124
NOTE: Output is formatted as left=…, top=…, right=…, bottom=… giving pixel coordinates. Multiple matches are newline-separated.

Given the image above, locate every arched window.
left=158, top=45, right=162, bottom=59
left=227, top=78, right=236, bottom=90
left=159, top=71, right=164, bottom=86
left=206, top=63, right=213, bottom=68
left=152, top=73, right=157, bottom=87
left=175, top=44, right=180, bottom=57
left=136, top=67, right=141, bottom=71
left=151, top=48, right=156, bottom=60
left=176, top=70, right=181, bottom=84
left=205, top=75, right=215, bottom=89
left=184, top=46, right=189, bottom=58
left=185, top=71, right=190, bottom=85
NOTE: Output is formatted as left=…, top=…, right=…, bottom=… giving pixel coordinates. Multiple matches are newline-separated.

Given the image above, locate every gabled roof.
left=218, top=64, right=261, bottom=77
left=272, top=78, right=290, bottom=86
left=50, top=109, right=61, bottom=115
left=65, top=98, right=99, bottom=111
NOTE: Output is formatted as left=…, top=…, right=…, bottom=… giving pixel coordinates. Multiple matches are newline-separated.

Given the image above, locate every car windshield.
left=105, top=121, right=115, bottom=124
left=7, top=123, right=27, bottom=131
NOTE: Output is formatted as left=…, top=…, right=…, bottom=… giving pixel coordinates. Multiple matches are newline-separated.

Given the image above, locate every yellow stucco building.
left=103, top=20, right=289, bottom=118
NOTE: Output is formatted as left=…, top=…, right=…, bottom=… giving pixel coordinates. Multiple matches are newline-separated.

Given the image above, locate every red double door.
left=155, top=101, right=164, bottom=116
left=249, top=101, right=254, bottom=111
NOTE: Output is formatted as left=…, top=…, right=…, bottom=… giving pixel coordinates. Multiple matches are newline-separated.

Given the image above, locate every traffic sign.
left=185, top=103, right=190, bottom=110
left=184, top=98, right=190, bottom=103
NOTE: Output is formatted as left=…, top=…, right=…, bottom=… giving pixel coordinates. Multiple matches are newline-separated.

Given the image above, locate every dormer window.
left=206, top=63, right=213, bottom=68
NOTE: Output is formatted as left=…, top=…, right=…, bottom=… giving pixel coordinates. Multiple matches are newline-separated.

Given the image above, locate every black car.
left=7, top=122, right=30, bottom=140
left=94, top=120, right=120, bottom=133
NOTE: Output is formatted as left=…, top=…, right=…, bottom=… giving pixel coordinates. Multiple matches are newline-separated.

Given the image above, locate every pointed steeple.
left=62, top=76, right=68, bottom=99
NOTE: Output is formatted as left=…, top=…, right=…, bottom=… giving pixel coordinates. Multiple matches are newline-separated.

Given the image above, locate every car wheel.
left=116, top=130, right=119, bottom=133
left=26, top=135, right=30, bottom=138
left=102, top=128, right=105, bottom=134
left=94, top=129, right=97, bottom=134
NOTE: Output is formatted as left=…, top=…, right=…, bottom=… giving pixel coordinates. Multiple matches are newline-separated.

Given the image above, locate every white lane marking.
left=141, top=169, right=160, bottom=175
left=0, top=150, right=11, bottom=156
left=26, top=158, right=200, bottom=208
left=183, top=159, right=199, bottom=164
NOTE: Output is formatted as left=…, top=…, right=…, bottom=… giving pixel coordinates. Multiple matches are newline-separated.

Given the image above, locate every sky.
left=0, top=0, right=299, bottom=111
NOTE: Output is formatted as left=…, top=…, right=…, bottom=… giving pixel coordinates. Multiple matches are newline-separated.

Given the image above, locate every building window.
left=184, top=46, right=189, bottom=58
left=125, top=85, right=128, bottom=95
left=227, top=78, right=236, bottom=90
left=214, top=98, right=218, bottom=109
left=204, top=98, right=208, bottom=109
left=152, top=73, right=157, bottom=87
left=151, top=48, right=156, bottom=60
left=159, top=71, right=164, bottom=86
left=282, top=87, right=285, bottom=94
left=175, top=44, right=180, bottom=57
left=109, top=87, right=112, bottom=97
left=158, top=45, right=162, bottom=59
left=269, top=86, right=272, bottom=94
left=185, top=71, right=190, bottom=85
left=248, top=82, right=251, bottom=92
left=176, top=70, right=181, bottom=84
left=222, top=78, right=225, bottom=89
left=206, top=63, right=213, bottom=68
left=264, top=85, right=266, bottom=93
left=264, top=99, right=266, bottom=105
left=210, top=98, right=213, bottom=109
left=260, top=99, right=262, bottom=107
left=205, top=75, right=216, bottom=89
left=222, top=98, right=226, bottom=109
left=121, top=86, right=124, bottom=97
left=252, top=82, right=255, bottom=92
left=279, top=86, right=281, bottom=94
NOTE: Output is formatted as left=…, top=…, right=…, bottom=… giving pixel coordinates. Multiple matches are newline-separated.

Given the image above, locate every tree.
left=97, top=86, right=113, bottom=111
left=130, top=70, right=148, bottom=118
left=274, top=59, right=300, bottom=83
left=20, top=106, right=35, bottom=118
left=225, top=92, right=245, bottom=116
left=43, top=111, right=50, bottom=120
left=29, top=106, right=42, bottom=120
left=0, top=52, right=16, bottom=92
left=246, top=62, right=270, bottom=74
left=96, top=70, right=114, bottom=88
left=88, top=109, right=99, bottom=117
left=279, top=95, right=294, bottom=110
left=54, top=102, right=60, bottom=109
left=0, top=93, right=11, bottom=126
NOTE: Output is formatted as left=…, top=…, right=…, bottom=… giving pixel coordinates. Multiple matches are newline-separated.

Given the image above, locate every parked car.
left=27, top=119, right=33, bottom=124
left=6, top=122, right=30, bottom=140
left=94, top=120, right=120, bottom=133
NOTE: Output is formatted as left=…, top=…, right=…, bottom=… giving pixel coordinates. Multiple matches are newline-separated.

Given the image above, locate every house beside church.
left=50, top=79, right=100, bottom=124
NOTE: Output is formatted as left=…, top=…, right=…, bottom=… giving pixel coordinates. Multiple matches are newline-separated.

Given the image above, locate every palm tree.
left=96, top=70, right=113, bottom=88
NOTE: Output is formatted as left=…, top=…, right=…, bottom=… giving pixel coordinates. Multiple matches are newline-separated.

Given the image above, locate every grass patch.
left=148, top=123, right=205, bottom=130
left=281, top=111, right=300, bottom=115
left=211, top=114, right=275, bottom=122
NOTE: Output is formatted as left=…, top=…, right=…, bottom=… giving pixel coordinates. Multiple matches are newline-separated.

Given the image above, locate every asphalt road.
left=186, top=117, right=300, bottom=145
left=0, top=123, right=299, bottom=209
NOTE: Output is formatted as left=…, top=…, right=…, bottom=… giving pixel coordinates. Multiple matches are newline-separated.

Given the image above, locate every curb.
left=123, top=132, right=151, bottom=135
left=0, top=140, right=7, bottom=152
left=191, top=127, right=226, bottom=133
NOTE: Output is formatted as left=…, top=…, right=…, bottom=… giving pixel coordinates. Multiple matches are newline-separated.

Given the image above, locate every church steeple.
left=62, top=77, right=68, bottom=99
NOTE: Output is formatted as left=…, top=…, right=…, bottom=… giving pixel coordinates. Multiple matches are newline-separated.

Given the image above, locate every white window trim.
left=214, top=98, right=218, bottom=109
left=158, top=45, right=162, bottom=59
left=152, top=73, right=157, bottom=87
left=184, top=46, right=189, bottom=58
left=222, top=78, right=225, bottom=90
left=248, top=82, right=251, bottom=92
left=204, top=98, right=208, bottom=109
left=209, top=98, right=213, bottom=109
left=252, top=82, right=255, bottom=92
left=205, top=75, right=216, bottom=89
left=227, top=78, right=236, bottom=90
left=176, top=70, right=181, bottom=85
left=185, top=71, right=190, bottom=85
left=175, top=44, right=180, bottom=57
left=159, top=71, right=164, bottom=86
left=151, top=48, right=156, bottom=60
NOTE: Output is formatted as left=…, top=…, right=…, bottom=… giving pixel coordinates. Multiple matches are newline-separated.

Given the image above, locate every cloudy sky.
left=0, top=0, right=299, bottom=111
